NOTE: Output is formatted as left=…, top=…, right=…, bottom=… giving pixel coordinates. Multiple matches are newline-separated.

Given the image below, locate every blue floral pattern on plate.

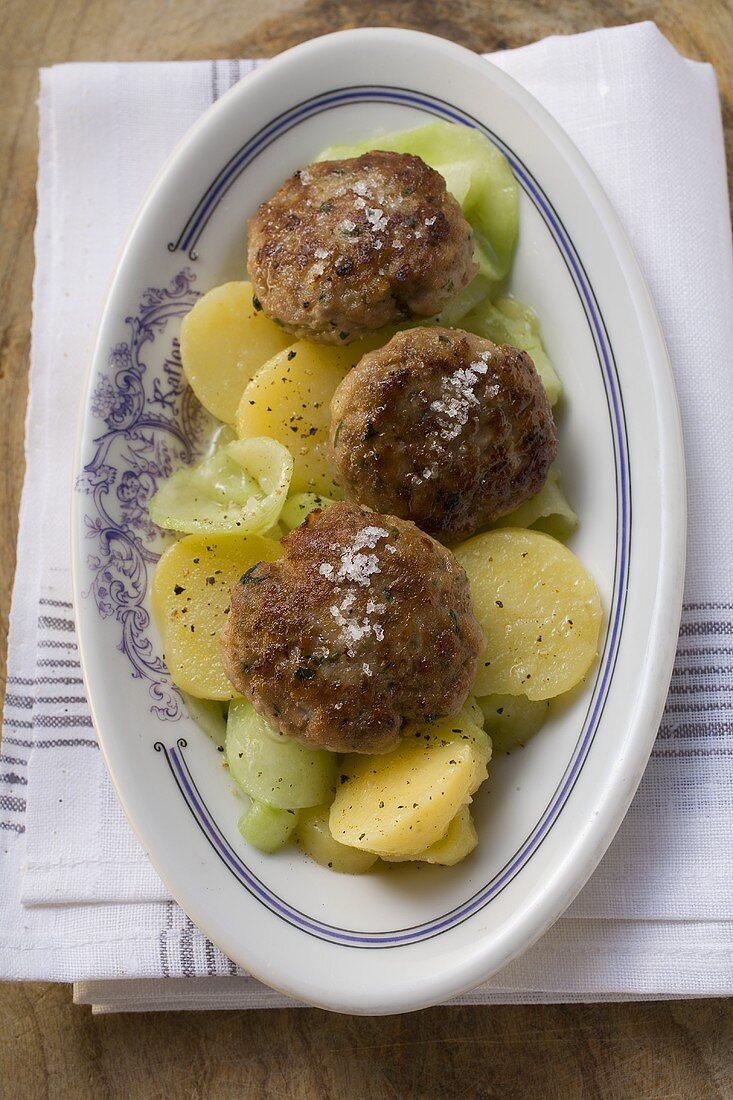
left=77, top=268, right=213, bottom=720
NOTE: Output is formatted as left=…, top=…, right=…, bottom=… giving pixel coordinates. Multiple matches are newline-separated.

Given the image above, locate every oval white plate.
left=72, top=28, right=685, bottom=1014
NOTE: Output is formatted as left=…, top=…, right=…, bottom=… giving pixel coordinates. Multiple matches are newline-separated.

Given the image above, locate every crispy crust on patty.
left=220, top=502, right=482, bottom=753
left=247, top=151, right=477, bottom=344
left=329, top=326, right=557, bottom=539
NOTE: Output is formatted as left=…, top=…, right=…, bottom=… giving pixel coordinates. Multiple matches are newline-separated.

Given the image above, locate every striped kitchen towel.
left=1, top=22, right=732, bottom=1006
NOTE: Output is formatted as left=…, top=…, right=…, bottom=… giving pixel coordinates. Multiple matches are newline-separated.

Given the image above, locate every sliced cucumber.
left=477, top=693, right=550, bottom=754
left=226, top=700, right=338, bottom=809
left=238, top=801, right=299, bottom=853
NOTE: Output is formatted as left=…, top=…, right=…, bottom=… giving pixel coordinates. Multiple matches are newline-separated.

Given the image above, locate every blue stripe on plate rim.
left=150, top=85, right=631, bottom=948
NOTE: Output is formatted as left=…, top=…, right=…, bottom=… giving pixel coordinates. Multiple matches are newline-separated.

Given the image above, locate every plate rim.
left=71, top=26, right=686, bottom=1013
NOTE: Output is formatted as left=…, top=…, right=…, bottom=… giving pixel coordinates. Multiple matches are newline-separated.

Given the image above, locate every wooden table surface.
left=1, top=1, right=732, bottom=1096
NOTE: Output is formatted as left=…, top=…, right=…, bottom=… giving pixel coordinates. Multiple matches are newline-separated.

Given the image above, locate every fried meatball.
left=220, top=501, right=482, bottom=754
left=329, top=327, right=557, bottom=540
left=247, top=151, right=477, bottom=345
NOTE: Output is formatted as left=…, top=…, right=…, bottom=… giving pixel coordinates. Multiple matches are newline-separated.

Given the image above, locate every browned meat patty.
left=329, top=327, right=557, bottom=540
left=246, top=151, right=477, bottom=345
left=220, top=501, right=482, bottom=754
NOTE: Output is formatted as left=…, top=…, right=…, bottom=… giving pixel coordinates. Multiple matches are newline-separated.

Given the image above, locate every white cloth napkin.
left=2, top=22, right=732, bottom=1012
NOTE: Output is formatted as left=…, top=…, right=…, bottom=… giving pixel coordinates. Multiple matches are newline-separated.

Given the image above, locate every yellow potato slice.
left=383, top=806, right=478, bottom=866
left=461, top=696, right=486, bottom=731
left=329, top=714, right=489, bottom=859
left=451, top=715, right=492, bottom=794
left=297, top=806, right=378, bottom=875
left=235, top=333, right=388, bottom=498
left=455, top=528, right=602, bottom=700
left=152, top=531, right=280, bottom=699
left=180, top=281, right=293, bottom=423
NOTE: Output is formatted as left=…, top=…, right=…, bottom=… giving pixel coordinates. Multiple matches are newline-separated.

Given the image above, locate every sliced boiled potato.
left=421, top=805, right=478, bottom=864
left=180, top=281, right=294, bottom=423
left=455, top=528, right=602, bottom=700
left=447, top=715, right=492, bottom=794
left=461, top=695, right=486, bottom=731
left=297, top=805, right=378, bottom=874
left=235, top=333, right=388, bottom=498
left=329, top=714, right=489, bottom=859
left=383, top=806, right=478, bottom=866
left=477, top=693, right=550, bottom=754
left=151, top=531, right=280, bottom=699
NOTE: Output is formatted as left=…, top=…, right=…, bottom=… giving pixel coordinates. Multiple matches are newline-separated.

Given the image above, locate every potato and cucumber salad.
left=149, top=121, right=602, bottom=873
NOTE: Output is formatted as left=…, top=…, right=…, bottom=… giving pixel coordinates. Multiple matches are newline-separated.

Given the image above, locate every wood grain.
left=1, top=0, right=732, bottom=1096
left=1, top=983, right=732, bottom=1100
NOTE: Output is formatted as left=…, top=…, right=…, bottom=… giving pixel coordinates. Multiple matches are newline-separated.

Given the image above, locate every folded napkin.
left=2, top=22, right=732, bottom=1012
